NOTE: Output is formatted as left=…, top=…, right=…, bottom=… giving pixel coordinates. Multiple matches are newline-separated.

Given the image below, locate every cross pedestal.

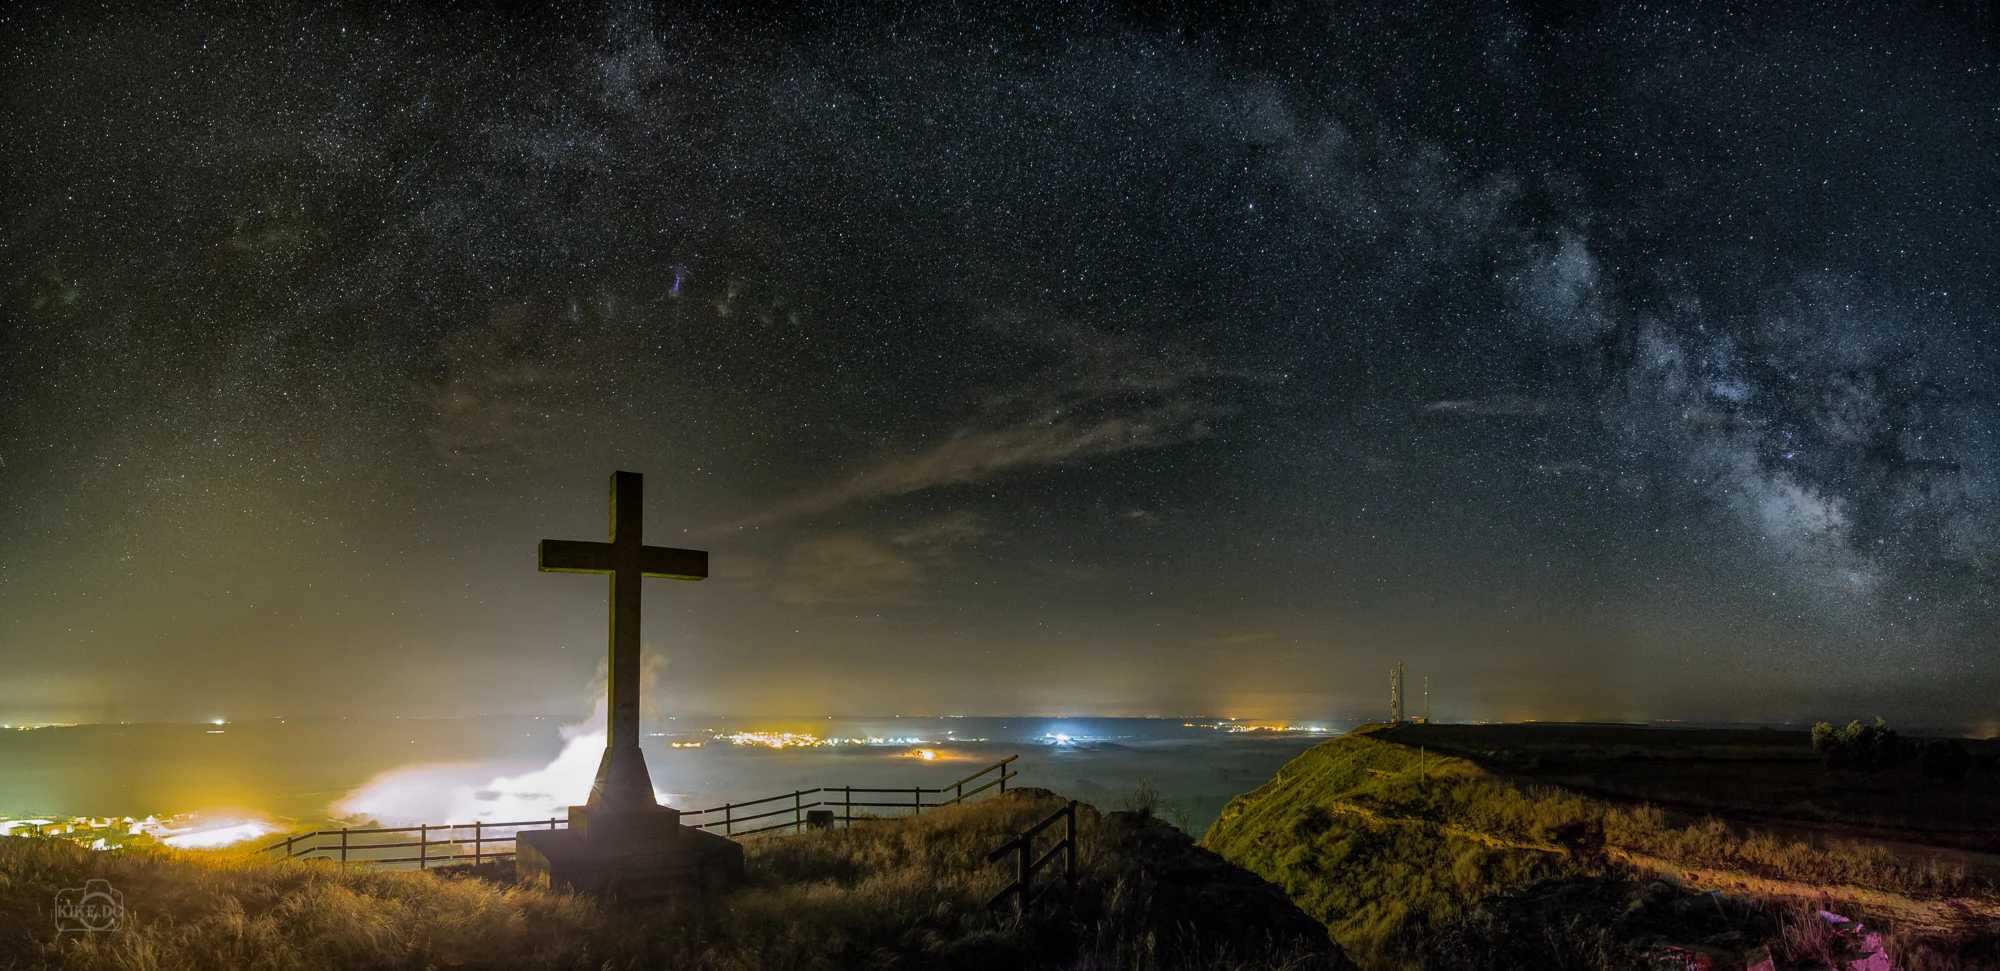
left=515, top=471, right=743, bottom=899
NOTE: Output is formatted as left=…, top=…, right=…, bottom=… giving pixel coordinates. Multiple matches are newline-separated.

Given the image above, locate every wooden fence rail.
left=985, top=799, right=1077, bottom=912
left=262, top=755, right=1019, bottom=867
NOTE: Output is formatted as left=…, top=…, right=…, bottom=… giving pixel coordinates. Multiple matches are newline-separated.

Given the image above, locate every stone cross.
left=539, top=470, right=706, bottom=812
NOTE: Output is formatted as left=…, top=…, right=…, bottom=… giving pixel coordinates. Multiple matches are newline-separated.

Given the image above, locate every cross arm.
left=642, top=545, right=708, bottom=581
left=539, top=539, right=614, bottom=573
left=538, top=539, right=706, bottom=579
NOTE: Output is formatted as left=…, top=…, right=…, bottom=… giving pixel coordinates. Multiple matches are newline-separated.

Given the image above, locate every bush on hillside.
left=1811, top=717, right=1903, bottom=771
left=1921, top=739, right=1972, bottom=785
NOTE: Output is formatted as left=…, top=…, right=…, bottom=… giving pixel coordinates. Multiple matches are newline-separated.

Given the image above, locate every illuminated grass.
left=0, top=791, right=1346, bottom=970
left=1202, top=727, right=1990, bottom=969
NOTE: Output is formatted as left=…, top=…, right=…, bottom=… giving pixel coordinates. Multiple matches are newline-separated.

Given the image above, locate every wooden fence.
left=985, top=798, right=1077, bottom=912
left=262, top=755, right=1019, bottom=867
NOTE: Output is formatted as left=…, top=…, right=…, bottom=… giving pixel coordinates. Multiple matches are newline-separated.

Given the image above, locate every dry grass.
left=2, top=836, right=629, bottom=969
left=1607, top=807, right=1974, bottom=895
left=1, top=791, right=1344, bottom=971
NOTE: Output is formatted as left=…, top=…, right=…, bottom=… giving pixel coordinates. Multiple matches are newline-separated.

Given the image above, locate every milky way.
left=3, top=5, right=1995, bottom=725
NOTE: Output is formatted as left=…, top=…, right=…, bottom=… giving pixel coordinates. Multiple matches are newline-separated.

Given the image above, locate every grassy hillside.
left=1, top=789, right=1348, bottom=971
left=1201, top=726, right=1998, bottom=970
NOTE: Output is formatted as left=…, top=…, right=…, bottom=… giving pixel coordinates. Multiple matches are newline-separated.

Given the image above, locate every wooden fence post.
left=474, top=821, right=482, bottom=866
left=794, top=790, right=803, bottom=832
left=1065, top=802, right=1076, bottom=886
left=1017, top=835, right=1032, bottom=911
left=340, top=827, right=348, bottom=864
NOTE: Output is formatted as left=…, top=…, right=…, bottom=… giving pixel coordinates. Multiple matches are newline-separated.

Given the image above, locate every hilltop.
left=1202, top=724, right=2000, bottom=970
left=0, top=789, right=1349, bottom=971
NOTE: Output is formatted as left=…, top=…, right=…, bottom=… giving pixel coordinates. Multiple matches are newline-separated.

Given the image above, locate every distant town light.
left=161, top=820, right=277, bottom=849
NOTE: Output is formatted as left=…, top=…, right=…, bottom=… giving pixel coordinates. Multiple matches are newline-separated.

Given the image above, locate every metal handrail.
left=262, top=755, right=1021, bottom=866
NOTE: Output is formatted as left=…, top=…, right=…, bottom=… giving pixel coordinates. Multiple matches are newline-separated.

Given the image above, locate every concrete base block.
left=517, top=804, right=744, bottom=900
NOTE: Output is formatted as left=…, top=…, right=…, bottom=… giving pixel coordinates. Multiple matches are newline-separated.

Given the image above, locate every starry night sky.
left=4, top=4, right=1996, bottom=727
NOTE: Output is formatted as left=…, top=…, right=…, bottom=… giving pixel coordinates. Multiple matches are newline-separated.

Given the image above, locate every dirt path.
left=1320, top=800, right=1571, bottom=855
left=1609, top=848, right=2000, bottom=937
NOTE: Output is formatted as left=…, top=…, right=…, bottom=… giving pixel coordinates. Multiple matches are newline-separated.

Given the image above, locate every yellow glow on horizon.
left=161, top=820, right=277, bottom=849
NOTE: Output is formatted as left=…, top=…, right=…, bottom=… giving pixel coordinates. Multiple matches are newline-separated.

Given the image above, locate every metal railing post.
left=419, top=824, right=428, bottom=869
left=474, top=821, right=482, bottom=866
left=845, top=786, right=852, bottom=827
left=340, top=827, right=349, bottom=864
left=794, top=790, right=803, bottom=832
left=724, top=803, right=733, bottom=836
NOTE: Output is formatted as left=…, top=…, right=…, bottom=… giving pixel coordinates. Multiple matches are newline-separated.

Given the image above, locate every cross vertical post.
left=607, top=471, right=643, bottom=758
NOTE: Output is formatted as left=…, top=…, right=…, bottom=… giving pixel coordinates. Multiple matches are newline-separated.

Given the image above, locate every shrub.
left=1814, top=717, right=1901, bottom=771
left=1876, top=728, right=1905, bottom=768
left=1921, top=739, right=1972, bottom=785
left=1121, top=776, right=1160, bottom=817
